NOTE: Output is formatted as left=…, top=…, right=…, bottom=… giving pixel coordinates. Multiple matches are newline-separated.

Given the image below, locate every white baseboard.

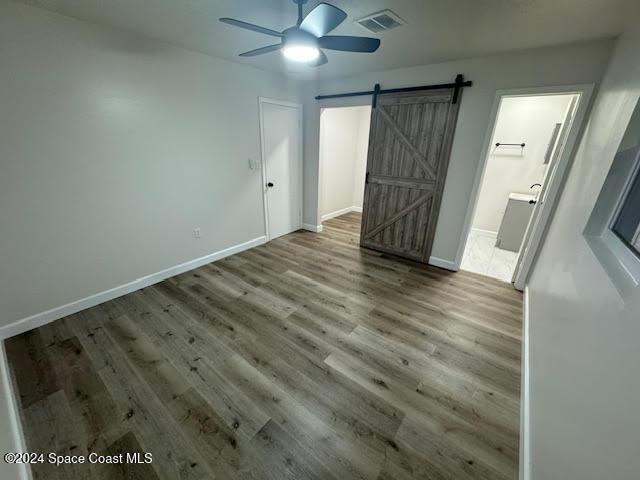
left=428, top=256, right=458, bottom=271
left=519, top=285, right=531, bottom=480
left=0, top=343, right=31, bottom=480
left=321, top=206, right=361, bottom=222
left=0, top=236, right=267, bottom=340
left=301, top=223, right=323, bottom=233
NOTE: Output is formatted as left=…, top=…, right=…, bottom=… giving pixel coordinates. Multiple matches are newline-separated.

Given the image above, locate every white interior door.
left=259, top=99, right=302, bottom=240
left=512, top=95, right=580, bottom=289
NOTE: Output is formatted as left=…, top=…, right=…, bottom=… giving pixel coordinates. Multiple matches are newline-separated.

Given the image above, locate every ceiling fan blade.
left=219, top=18, right=284, bottom=37
left=310, top=50, right=328, bottom=67
left=319, top=35, right=380, bottom=53
left=239, top=44, right=283, bottom=57
left=299, top=3, right=347, bottom=37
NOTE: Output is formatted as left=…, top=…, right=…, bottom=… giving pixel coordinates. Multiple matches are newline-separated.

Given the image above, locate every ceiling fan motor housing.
left=283, top=27, right=319, bottom=49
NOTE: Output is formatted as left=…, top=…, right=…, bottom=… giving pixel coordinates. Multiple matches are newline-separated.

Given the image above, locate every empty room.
left=1, top=1, right=639, bottom=480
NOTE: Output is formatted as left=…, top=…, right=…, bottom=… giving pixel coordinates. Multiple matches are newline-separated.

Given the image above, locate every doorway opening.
left=460, top=91, right=584, bottom=284
left=318, top=105, right=371, bottom=225
left=318, top=86, right=464, bottom=263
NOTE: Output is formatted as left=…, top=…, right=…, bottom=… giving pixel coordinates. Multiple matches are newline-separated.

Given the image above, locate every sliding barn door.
left=360, top=89, right=461, bottom=263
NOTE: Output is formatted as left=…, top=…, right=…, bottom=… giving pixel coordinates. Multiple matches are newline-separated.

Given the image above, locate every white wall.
left=472, top=95, right=573, bottom=233
left=353, top=107, right=372, bottom=210
left=319, top=106, right=370, bottom=220
left=303, top=40, right=613, bottom=266
left=0, top=2, right=301, bottom=330
left=0, top=346, right=25, bottom=480
left=526, top=21, right=640, bottom=480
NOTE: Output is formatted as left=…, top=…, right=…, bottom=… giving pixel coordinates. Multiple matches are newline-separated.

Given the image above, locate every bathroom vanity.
left=496, top=192, right=537, bottom=252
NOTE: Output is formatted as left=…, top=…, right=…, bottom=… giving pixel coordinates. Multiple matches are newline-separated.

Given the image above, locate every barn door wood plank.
left=377, top=106, right=437, bottom=179
left=360, top=89, right=462, bottom=263
left=363, top=192, right=433, bottom=240
left=367, top=174, right=435, bottom=190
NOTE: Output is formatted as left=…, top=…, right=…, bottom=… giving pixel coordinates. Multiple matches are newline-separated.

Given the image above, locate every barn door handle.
left=267, top=182, right=274, bottom=188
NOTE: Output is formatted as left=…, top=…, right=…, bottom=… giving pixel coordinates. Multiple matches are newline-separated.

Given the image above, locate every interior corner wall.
left=472, top=94, right=573, bottom=233
left=303, top=39, right=614, bottom=266
left=319, top=106, right=370, bottom=220
left=0, top=2, right=302, bottom=329
left=319, top=107, right=357, bottom=218
left=526, top=21, right=640, bottom=480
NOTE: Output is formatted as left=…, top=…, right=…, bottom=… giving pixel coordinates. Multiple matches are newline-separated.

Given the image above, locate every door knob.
left=529, top=199, right=537, bottom=205
left=267, top=182, right=274, bottom=188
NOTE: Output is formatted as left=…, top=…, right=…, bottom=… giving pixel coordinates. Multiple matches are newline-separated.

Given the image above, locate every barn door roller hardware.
left=315, top=74, right=472, bottom=105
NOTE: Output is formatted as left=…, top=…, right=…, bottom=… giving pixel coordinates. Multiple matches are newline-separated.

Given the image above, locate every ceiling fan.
left=219, top=0, right=381, bottom=66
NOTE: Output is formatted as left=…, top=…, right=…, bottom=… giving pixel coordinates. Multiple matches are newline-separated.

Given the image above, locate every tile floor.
left=460, top=229, right=519, bottom=283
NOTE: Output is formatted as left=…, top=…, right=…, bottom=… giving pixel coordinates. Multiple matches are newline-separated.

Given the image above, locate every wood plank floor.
left=5, top=212, right=522, bottom=480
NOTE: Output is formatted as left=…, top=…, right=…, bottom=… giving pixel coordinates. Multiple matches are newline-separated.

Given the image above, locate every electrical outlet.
left=193, top=227, right=201, bottom=239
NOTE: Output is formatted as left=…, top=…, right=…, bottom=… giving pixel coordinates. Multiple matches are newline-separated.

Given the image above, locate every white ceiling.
left=15, top=0, right=637, bottom=79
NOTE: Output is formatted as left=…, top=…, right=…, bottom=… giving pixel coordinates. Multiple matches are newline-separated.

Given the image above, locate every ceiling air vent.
left=356, top=10, right=405, bottom=34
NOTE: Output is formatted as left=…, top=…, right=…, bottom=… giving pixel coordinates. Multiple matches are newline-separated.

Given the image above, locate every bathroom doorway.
left=459, top=88, right=588, bottom=285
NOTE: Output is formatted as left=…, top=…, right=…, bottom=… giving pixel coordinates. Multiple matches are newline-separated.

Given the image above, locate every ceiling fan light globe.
left=282, top=44, right=320, bottom=62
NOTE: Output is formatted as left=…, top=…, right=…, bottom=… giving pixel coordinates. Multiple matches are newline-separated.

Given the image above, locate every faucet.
left=529, top=184, right=542, bottom=204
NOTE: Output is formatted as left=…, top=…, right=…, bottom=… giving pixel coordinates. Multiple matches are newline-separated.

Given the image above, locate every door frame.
left=258, top=97, right=304, bottom=241
left=454, top=84, right=594, bottom=288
